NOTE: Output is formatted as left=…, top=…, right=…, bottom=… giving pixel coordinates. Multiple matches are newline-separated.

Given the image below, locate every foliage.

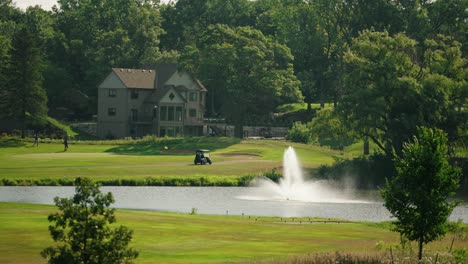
left=339, top=30, right=466, bottom=158
left=2, top=25, right=48, bottom=137
left=381, top=127, right=461, bottom=260
left=308, top=108, right=354, bottom=149
left=317, top=153, right=395, bottom=189
left=287, top=122, right=311, bottom=144
left=41, top=177, right=138, bottom=264
left=180, top=24, right=302, bottom=137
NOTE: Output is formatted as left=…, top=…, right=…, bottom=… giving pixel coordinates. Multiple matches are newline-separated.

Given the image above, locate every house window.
left=109, top=89, right=117, bottom=97
left=189, top=109, right=196, bottom=117
left=168, top=106, right=175, bottom=121
left=131, top=90, right=139, bottom=99
left=160, top=106, right=167, bottom=121
left=160, top=126, right=180, bottom=137
left=131, top=109, right=138, bottom=121
left=189, top=92, right=197, bottom=102
left=108, top=108, right=117, bottom=116
left=175, top=107, right=182, bottom=121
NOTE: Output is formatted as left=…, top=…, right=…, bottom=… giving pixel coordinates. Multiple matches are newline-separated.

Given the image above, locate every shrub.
left=287, top=122, right=311, bottom=144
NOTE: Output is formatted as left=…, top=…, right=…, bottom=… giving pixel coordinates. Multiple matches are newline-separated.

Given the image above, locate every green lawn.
left=2, top=202, right=466, bottom=264
left=0, top=202, right=398, bottom=264
left=0, top=137, right=343, bottom=186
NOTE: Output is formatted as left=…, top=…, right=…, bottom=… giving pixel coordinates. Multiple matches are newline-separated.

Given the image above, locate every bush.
left=287, top=122, right=311, bottom=144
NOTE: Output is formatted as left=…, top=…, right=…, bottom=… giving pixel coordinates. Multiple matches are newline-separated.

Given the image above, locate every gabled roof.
left=145, top=85, right=187, bottom=104
left=154, top=64, right=178, bottom=89
left=106, top=65, right=207, bottom=92
left=112, top=68, right=156, bottom=89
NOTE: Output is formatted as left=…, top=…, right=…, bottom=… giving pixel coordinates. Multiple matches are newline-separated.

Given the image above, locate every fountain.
left=239, top=146, right=368, bottom=203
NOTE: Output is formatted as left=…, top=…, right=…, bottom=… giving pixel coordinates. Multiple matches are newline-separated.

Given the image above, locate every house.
left=97, top=64, right=207, bottom=139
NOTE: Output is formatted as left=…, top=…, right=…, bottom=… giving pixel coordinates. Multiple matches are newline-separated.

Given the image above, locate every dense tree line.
left=0, top=0, right=465, bottom=147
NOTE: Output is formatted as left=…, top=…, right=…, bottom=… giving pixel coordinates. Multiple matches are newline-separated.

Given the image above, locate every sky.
left=14, top=0, right=172, bottom=10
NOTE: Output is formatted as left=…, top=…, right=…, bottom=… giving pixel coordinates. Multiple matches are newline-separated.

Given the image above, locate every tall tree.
left=52, top=0, right=164, bottom=118
left=180, top=24, right=302, bottom=137
left=339, top=30, right=466, bottom=158
left=160, top=0, right=253, bottom=51
left=381, top=127, right=460, bottom=261
left=2, top=26, right=48, bottom=137
left=41, top=177, right=138, bottom=264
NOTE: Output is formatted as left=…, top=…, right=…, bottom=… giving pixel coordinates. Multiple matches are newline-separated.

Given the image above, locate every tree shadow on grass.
left=105, top=137, right=241, bottom=156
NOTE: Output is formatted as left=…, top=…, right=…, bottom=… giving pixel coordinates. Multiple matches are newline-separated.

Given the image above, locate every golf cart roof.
left=196, top=149, right=210, bottom=152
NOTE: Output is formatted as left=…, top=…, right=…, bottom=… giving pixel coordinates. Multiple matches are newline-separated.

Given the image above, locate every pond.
left=1, top=186, right=467, bottom=222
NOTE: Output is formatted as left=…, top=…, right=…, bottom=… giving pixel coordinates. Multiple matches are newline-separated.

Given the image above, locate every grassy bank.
left=1, top=202, right=466, bottom=264
left=0, top=137, right=345, bottom=186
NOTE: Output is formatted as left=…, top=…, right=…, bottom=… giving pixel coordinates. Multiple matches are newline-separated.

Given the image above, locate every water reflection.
left=0, top=186, right=466, bottom=223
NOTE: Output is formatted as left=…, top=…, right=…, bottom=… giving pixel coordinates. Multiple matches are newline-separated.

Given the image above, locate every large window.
left=160, top=106, right=183, bottom=122
left=108, top=108, right=116, bottom=116
left=175, top=107, right=182, bottom=121
left=160, top=106, right=167, bottom=121
left=108, top=89, right=116, bottom=97
left=160, top=126, right=180, bottom=137
left=168, top=106, right=175, bottom=121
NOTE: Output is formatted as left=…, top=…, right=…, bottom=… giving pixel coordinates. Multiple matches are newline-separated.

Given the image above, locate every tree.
left=41, top=177, right=138, bottom=264
left=308, top=108, right=354, bottom=149
left=180, top=24, right=302, bottom=137
left=381, top=127, right=461, bottom=261
left=2, top=26, right=48, bottom=137
left=339, top=30, right=467, bottom=158
left=52, top=0, right=164, bottom=118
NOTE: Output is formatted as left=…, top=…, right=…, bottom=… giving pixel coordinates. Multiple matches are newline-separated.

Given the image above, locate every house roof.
left=108, top=65, right=207, bottom=92
left=112, top=68, right=156, bottom=89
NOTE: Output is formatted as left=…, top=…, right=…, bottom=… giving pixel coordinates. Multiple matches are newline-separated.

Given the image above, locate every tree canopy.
left=381, top=127, right=461, bottom=261
left=339, top=30, right=466, bottom=158
left=180, top=24, right=302, bottom=137
left=0, top=0, right=465, bottom=145
left=41, top=177, right=138, bottom=264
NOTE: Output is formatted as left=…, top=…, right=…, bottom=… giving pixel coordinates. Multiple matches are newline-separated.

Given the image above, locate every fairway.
left=0, top=138, right=341, bottom=186
left=0, top=202, right=397, bottom=264
left=1, top=202, right=467, bottom=264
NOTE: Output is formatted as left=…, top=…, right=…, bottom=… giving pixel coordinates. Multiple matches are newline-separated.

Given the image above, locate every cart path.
left=0, top=159, right=278, bottom=170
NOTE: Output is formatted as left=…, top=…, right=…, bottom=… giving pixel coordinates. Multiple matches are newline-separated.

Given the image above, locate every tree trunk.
left=363, top=138, right=369, bottom=155
left=418, top=237, right=423, bottom=262
left=320, top=81, right=325, bottom=109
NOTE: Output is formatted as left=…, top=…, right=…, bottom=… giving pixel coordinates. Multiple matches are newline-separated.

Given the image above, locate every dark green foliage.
left=340, top=31, right=466, bottom=159
left=381, top=127, right=461, bottom=261
left=317, top=153, right=395, bottom=189
left=180, top=24, right=302, bottom=137
left=287, top=122, right=311, bottom=144
left=308, top=109, right=355, bottom=149
left=3, top=25, right=48, bottom=137
left=41, top=177, right=138, bottom=264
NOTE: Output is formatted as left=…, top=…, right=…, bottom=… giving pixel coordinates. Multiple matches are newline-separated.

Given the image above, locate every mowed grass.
left=0, top=137, right=341, bottom=185
left=0, top=202, right=401, bottom=264
left=2, top=202, right=467, bottom=264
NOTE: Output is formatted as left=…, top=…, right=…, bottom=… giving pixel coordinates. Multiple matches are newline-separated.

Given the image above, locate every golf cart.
left=194, top=149, right=212, bottom=165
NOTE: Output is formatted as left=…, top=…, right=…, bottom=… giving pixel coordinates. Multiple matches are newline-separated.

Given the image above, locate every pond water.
left=1, top=186, right=467, bottom=222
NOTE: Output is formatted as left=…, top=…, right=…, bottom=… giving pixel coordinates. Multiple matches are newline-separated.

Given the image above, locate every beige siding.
left=160, top=87, right=185, bottom=104
left=97, top=73, right=129, bottom=138
left=98, top=72, right=126, bottom=89
left=165, top=71, right=199, bottom=90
